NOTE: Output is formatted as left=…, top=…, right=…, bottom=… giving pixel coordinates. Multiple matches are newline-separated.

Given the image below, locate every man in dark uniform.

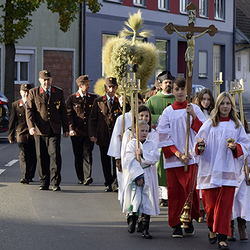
left=26, top=70, right=69, bottom=191
left=89, top=77, right=122, bottom=192
left=66, top=75, right=97, bottom=185
left=8, top=84, right=36, bottom=184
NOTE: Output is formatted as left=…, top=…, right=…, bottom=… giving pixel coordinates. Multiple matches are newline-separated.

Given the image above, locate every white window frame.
left=214, top=0, right=225, bottom=20
left=155, top=39, right=169, bottom=79
left=133, top=0, right=146, bottom=7
left=199, top=0, right=208, bottom=17
left=104, top=0, right=122, bottom=3
left=198, top=51, right=207, bottom=77
left=158, top=0, right=169, bottom=10
left=180, top=0, right=190, bottom=14
left=213, top=45, right=221, bottom=80
left=102, top=34, right=117, bottom=77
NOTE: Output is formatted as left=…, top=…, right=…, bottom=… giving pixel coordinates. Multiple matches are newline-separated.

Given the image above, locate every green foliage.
left=0, top=0, right=102, bottom=43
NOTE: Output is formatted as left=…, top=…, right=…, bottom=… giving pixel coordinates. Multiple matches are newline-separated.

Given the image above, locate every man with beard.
left=146, top=70, right=175, bottom=207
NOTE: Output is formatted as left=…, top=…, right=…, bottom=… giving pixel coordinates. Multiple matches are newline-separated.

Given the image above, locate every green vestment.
left=146, top=91, right=176, bottom=186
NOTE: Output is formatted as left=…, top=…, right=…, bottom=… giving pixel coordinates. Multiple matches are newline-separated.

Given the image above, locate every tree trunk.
left=4, top=43, right=15, bottom=108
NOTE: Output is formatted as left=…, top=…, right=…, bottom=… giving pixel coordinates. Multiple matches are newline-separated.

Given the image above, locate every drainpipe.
left=232, top=0, right=236, bottom=80
left=79, top=2, right=86, bottom=75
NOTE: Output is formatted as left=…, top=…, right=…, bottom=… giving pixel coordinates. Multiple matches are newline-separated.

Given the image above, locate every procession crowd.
left=8, top=70, right=250, bottom=250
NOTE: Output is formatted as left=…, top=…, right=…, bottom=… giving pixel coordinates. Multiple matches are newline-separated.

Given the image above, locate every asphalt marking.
left=5, top=159, right=19, bottom=167
left=0, top=169, right=6, bottom=175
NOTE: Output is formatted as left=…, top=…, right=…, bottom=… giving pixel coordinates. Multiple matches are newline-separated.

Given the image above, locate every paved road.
left=0, top=134, right=250, bottom=250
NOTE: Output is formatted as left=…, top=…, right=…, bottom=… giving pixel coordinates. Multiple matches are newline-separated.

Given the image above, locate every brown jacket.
left=8, top=99, right=31, bottom=143
left=88, top=95, right=122, bottom=146
left=26, top=86, right=69, bottom=135
left=66, top=91, right=97, bottom=137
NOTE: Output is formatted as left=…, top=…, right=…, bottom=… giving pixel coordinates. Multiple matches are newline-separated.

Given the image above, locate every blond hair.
left=211, top=92, right=240, bottom=128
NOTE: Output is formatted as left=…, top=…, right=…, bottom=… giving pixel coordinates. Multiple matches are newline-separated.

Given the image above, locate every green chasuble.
left=146, top=91, right=175, bottom=125
left=146, top=91, right=175, bottom=186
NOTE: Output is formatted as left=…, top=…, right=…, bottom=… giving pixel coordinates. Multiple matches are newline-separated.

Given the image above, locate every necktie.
left=109, top=98, right=113, bottom=106
left=46, top=91, right=49, bottom=98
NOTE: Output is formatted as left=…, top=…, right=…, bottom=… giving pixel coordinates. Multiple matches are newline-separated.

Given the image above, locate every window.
left=14, top=54, right=31, bottom=84
left=238, top=57, right=241, bottom=72
left=214, top=0, right=225, bottom=20
left=155, top=39, right=169, bottom=79
left=158, top=0, right=169, bottom=10
left=104, top=0, right=122, bottom=3
left=102, top=34, right=117, bottom=77
left=199, top=51, right=207, bottom=77
left=213, top=45, right=221, bottom=80
left=180, top=0, right=190, bottom=13
left=199, top=0, right=208, bottom=17
left=133, top=0, right=146, bottom=7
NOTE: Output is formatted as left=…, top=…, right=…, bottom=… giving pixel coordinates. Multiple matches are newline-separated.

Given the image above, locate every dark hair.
left=137, top=105, right=152, bottom=132
left=197, top=88, right=215, bottom=115
left=138, top=92, right=143, bottom=102
left=173, top=77, right=186, bottom=88
left=238, top=112, right=250, bottom=133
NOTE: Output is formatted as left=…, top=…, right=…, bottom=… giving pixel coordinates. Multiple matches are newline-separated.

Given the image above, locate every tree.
left=0, top=0, right=102, bottom=105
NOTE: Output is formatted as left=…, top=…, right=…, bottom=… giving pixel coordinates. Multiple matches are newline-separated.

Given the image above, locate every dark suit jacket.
left=8, top=99, right=30, bottom=143
left=66, top=91, right=97, bottom=137
left=88, top=95, right=122, bottom=146
left=26, top=86, right=69, bottom=135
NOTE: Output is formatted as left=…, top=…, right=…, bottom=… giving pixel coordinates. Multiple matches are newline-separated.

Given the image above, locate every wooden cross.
left=164, top=2, right=218, bottom=171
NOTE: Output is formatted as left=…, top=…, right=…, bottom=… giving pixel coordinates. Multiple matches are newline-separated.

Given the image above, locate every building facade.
left=85, top=0, right=234, bottom=92
left=0, top=0, right=234, bottom=100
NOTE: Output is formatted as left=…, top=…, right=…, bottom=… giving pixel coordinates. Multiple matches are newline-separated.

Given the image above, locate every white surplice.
left=232, top=134, right=250, bottom=221
left=157, top=103, right=206, bottom=169
left=195, top=119, right=250, bottom=189
left=122, top=138, right=160, bottom=215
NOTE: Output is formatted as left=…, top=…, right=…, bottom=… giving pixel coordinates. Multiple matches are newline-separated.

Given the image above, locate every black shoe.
left=218, top=241, right=230, bottom=250
left=52, top=185, right=61, bottom=191
left=127, top=214, right=138, bottom=234
left=184, top=221, right=195, bottom=236
left=39, top=186, right=49, bottom=190
left=172, top=224, right=183, bottom=238
left=209, top=233, right=218, bottom=244
left=28, top=179, right=34, bottom=182
left=159, top=199, right=168, bottom=207
left=104, top=185, right=112, bottom=192
left=137, top=220, right=143, bottom=232
left=20, top=179, right=29, bottom=184
left=142, top=230, right=153, bottom=239
left=83, top=177, right=93, bottom=185
left=78, top=181, right=83, bottom=184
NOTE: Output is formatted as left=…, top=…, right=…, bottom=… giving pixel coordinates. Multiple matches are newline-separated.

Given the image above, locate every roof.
left=236, top=0, right=250, bottom=43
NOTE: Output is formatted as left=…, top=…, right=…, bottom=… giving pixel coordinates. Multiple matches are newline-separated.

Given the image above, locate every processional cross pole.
left=164, top=2, right=218, bottom=171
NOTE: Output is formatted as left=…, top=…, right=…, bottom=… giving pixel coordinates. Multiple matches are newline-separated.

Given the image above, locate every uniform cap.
left=20, top=84, right=32, bottom=91
left=76, top=75, right=92, bottom=85
left=39, top=70, right=51, bottom=79
left=105, top=77, right=118, bottom=87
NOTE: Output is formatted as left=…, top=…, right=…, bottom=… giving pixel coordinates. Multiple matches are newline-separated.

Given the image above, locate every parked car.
left=191, top=84, right=206, bottom=99
left=0, top=91, right=9, bottom=133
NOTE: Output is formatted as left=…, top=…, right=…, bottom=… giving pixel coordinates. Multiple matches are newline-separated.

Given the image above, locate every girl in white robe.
left=123, top=120, right=160, bottom=239
left=195, top=92, right=250, bottom=250
left=196, top=88, right=215, bottom=223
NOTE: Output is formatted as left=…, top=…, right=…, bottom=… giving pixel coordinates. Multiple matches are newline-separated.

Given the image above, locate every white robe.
left=120, top=128, right=157, bottom=208
left=122, top=138, right=160, bottom=215
left=231, top=134, right=250, bottom=221
left=107, top=112, right=131, bottom=202
left=195, top=119, right=250, bottom=189
left=157, top=103, right=206, bottom=169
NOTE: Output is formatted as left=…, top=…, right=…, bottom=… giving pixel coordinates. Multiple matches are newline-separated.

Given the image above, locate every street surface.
left=0, top=129, right=250, bottom=250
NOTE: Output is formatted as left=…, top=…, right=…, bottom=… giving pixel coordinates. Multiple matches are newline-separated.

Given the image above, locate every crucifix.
left=164, top=2, right=218, bottom=171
